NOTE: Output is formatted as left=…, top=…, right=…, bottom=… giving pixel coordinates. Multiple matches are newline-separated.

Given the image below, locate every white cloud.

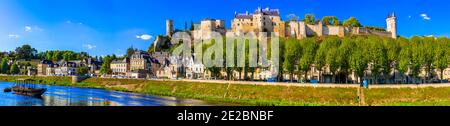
left=24, top=26, right=44, bottom=32
left=25, top=26, right=32, bottom=32
left=66, top=20, right=72, bottom=24
left=83, top=44, right=97, bottom=49
left=136, top=34, right=153, bottom=41
left=420, top=13, right=431, bottom=20
left=8, top=34, right=20, bottom=39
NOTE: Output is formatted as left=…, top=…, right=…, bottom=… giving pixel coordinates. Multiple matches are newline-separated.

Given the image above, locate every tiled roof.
left=235, top=14, right=253, bottom=19
left=255, top=8, right=280, bottom=16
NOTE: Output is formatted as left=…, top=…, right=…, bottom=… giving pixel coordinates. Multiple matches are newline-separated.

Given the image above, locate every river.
left=0, top=81, right=214, bottom=106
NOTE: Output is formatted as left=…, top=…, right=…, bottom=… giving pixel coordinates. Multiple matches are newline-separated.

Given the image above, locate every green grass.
left=364, top=87, right=450, bottom=106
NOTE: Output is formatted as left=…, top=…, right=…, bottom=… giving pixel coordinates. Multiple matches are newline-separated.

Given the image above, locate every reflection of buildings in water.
left=42, top=87, right=112, bottom=106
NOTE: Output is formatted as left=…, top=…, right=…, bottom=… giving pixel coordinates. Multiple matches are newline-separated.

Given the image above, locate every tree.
left=77, top=67, right=89, bottom=76
left=0, top=58, right=9, bottom=74
left=111, top=54, right=117, bottom=61
left=398, top=45, right=411, bottom=83
left=184, top=21, right=188, bottom=32
left=190, top=20, right=195, bottom=31
left=100, top=56, right=112, bottom=74
left=349, top=49, right=368, bottom=84
left=322, top=16, right=331, bottom=25
left=46, top=51, right=54, bottom=60
left=298, top=38, right=317, bottom=82
left=326, top=48, right=339, bottom=83
left=304, top=14, right=316, bottom=25
left=52, top=51, right=62, bottom=61
left=408, top=37, right=424, bottom=82
left=331, top=16, right=341, bottom=26
left=336, top=37, right=354, bottom=83
left=434, top=37, right=450, bottom=82
left=15, top=44, right=37, bottom=60
left=283, top=38, right=301, bottom=82
left=384, top=37, right=402, bottom=82
left=315, top=40, right=328, bottom=83
left=62, top=51, right=74, bottom=61
left=126, top=46, right=135, bottom=57
left=9, top=62, right=20, bottom=75
left=343, top=17, right=362, bottom=27
left=420, top=37, right=436, bottom=82
left=316, top=37, right=341, bottom=83
left=367, top=36, right=388, bottom=84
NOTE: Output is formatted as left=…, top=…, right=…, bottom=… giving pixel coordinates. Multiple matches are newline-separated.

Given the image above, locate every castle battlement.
left=164, top=7, right=397, bottom=40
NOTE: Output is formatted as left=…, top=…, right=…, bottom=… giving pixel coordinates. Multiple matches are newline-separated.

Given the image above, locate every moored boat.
left=12, top=86, right=47, bottom=97
left=9, top=78, right=47, bottom=97
left=3, top=88, right=12, bottom=92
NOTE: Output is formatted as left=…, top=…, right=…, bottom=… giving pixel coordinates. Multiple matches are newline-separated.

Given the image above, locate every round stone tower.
left=386, top=12, right=397, bottom=39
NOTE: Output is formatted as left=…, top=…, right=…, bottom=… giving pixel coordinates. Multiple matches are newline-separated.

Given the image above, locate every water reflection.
left=0, top=82, right=213, bottom=106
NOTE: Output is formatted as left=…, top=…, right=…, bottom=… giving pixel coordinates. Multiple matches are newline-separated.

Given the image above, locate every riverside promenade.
left=159, top=79, right=450, bottom=89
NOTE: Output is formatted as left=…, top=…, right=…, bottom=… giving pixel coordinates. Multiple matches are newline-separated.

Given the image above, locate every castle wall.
left=274, top=22, right=286, bottom=37
left=215, top=20, right=225, bottom=28
left=232, top=18, right=255, bottom=33
left=323, top=25, right=345, bottom=37
left=288, top=21, right=300, bottom=38
left=306, top=24, right=323, bottom=37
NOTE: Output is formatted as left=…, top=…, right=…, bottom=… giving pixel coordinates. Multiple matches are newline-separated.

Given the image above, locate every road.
left=154, top=79, right=450, bottom=89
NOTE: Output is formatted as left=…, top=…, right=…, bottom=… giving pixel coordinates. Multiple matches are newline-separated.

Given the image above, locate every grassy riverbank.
left=1, top=76, right=450, bottom=106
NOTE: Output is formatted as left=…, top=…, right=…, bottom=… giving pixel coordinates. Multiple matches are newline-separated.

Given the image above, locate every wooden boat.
left=3, top=88, right=12, bottom=92
left=12, top=86, right=47, bottom=97
left=10, top=78, right=47, bottom=97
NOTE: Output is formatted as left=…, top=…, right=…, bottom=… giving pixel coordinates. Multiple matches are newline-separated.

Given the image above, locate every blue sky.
left=1, top=0, right=449, bottom=56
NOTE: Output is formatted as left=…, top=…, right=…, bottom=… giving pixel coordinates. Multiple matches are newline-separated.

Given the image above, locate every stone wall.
left=306, top=24, right=323, bottom=37
left=323, top=25, right=345, bottom=37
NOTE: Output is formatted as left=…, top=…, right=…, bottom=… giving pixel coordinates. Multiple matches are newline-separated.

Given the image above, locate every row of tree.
left=283, top=35, right=450, bottom=83
left=37, top=50, right=91, bottom=61
left=189, top=35, right=449, bottom=84
left=296, top=14, right=362, bottom=27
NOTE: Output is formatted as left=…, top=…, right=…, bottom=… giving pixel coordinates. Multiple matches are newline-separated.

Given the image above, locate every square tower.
left=166, top=20, right=174, bottom=37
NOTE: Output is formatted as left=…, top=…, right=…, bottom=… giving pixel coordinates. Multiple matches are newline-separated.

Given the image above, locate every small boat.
left=12, top=86, right=47, bottom=97
left=10, top=78, right=47, bottom=97
left=3, top=88, right=12, bottom=92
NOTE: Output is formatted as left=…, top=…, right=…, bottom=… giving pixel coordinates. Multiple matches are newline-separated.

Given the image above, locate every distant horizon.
left=1, top=0, right=449, bottom=56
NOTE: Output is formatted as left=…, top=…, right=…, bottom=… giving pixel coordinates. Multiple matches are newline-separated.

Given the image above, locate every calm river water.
left=0, top=81, right=214, bottom=106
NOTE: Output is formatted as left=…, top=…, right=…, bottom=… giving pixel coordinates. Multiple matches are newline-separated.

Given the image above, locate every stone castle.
left=155, top=7, right=397, bottom=50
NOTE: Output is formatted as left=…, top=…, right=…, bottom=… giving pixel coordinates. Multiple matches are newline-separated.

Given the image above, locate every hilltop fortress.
left=155, top=7, right=397, bottom=50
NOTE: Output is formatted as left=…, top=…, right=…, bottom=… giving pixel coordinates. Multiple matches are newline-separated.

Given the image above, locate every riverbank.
left=1, top=76, right=450, bottom=106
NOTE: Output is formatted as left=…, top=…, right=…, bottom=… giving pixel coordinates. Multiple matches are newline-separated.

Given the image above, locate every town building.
left=128, top=51, right=152, bottom=78
left=54, top=60, right=77, bottom=76
left=130, top=51, right=152, bottom=71
left=37, top=60, right=54, bottom=76
left=111, top=58, right=129, bottom=75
